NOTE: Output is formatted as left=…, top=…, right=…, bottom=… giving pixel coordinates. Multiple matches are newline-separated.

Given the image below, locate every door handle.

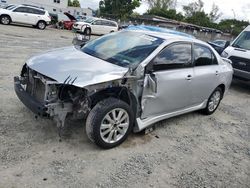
left=215, top=71, right=219, bottom=75
left=185, top=75, right=192, bottom=80
left=24, top=14, right=28, bottom=16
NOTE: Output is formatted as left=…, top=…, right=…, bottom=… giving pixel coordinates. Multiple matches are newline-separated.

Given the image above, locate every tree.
left=99, top=0, right=141, bottom=19
left=209, top=3, right=222, bottom=22
left=183, top=0, right=204, bottom=17
left=182, top=0, right=221, bottom=28
left=146, top=0, right=183, bottom=21
left=147, top=0, right=176, bottom=9
left=185, top=11, right=212, bottom=27
left=218, top=19, right=249, bottom=35
left=68, top=0, right=80, bottom=7
left=68, top=0, right=72, bottom=6
left=147, top=7, right=184, bottom=21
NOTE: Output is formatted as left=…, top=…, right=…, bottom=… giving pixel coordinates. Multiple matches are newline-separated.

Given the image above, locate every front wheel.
left=203, top=87, right=223, bottom=115
left=84, top=28, right=91, bottom=35
left=0, top=15, right=11, bottom=25
left=86, top=98, right=133, bottom=149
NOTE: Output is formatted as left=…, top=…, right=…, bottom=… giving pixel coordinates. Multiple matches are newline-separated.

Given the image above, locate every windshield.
left=81, top=31, right=164, bottom=67
left=84, top=17, right=95, bottom=23
left=232, top=31, right=250, bottom=50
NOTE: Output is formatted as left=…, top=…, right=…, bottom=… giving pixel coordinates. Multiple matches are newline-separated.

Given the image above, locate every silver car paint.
left=27, top=46, right=128, bottom=88
left=22, top=31, right=233, bottom=132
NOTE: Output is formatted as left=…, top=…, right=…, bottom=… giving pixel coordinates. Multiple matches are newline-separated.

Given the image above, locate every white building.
left=0, top=0, right=92, bottom=17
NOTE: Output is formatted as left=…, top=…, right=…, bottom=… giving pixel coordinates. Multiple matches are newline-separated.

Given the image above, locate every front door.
left=91, top=20, right=103, bottom=35
left=11, top=7, right=29, bottom=24
left=141, top=43, right=194, bottom=119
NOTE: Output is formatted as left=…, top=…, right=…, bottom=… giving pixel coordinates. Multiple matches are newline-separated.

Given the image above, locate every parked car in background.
left=0, top=4, right=51, bottom=29
left=221, top=25, right=250, bottom=80
left=0, top=4, right=15, bottom=9
left=14, top=30, right=233, bottom=148
left=57, top=12, right=76, bottom=30
left=207, top=39, right=230, bottom=55
left=73, top=17, right=118, bottom=35
left=210, top=39, right=227, bottom=47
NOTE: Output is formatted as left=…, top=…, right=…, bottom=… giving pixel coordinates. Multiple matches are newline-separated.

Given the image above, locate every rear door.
left=141, top=43, right=194, bottom=119
left=192, top=44, right=221, bottom=105
left=27, top=8, right=45, bottom=25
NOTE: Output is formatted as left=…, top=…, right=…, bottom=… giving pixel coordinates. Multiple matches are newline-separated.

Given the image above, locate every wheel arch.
left=0, top=14, right=12, bottom=22
left=36, top=20, right=47, bottom=26
left=217, top=83, right=225, bottom=97
left=88, top=86, right=138, bottom=117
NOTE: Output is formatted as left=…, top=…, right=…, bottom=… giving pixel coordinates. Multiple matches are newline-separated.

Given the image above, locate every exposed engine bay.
left=17, top=64, right=141, bottom=136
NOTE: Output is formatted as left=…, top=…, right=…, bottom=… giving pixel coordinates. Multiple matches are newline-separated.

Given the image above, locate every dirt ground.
left=0, top=24, right=249, bottom=188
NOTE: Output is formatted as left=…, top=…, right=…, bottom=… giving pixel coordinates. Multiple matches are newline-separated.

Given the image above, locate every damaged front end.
left=14, top=63, right=140, bottom=135
left=14, top=64, right=91, bottom=132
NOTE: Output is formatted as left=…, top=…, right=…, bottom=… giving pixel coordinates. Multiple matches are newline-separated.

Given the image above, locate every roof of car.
left=126, top=29, right=207, bottom=46
left=19, top=4, right=45, bottom=11
left=126, top=25, right=194, bottom=39
left=93, top=17, right=117, bottom=23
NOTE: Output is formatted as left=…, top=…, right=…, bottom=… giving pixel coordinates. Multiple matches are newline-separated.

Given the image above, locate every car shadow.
left=4, top=23, right=36, bottom=29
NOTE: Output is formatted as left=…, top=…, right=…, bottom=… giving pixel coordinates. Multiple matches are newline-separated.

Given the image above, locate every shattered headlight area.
left=18, top=64, right=90, bottom=132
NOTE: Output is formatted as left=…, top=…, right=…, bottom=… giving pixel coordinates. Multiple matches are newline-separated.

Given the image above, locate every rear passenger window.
left=194, top=44, right=218, bottom=66
left=30, top=8, right=45, bottom=15
left=109, top=22, right=117, bottom=27
left=102, top=21, right=110, bottom=26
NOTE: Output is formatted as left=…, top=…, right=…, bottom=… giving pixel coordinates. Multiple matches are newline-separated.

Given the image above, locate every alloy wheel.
left=100, top=108, right=129, bottom=144
left=38, top=22, right=45, bottom=29
left=208, top=91, right=221, bottom=112
left=1, top=17, right=10, bottom=25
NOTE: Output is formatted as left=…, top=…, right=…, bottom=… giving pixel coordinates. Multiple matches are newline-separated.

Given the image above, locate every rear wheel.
left=86, top=98, right=133, bottom=149
left=203, top=87, right=223, bottom=115
left=0, top=15, right=11, bottom=25
left=37, top=21, right=46, bottom=30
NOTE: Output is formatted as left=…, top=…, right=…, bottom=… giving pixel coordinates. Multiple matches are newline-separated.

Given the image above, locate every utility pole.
left=231, top=9, right=236, bottom=20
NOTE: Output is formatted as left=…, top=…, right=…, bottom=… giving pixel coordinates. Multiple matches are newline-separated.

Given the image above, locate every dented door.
left=141, top=43, right=193, bottom=119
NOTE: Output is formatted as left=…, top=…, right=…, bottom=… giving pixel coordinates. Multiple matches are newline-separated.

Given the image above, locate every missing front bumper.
left=14, top=76, right=48, bottom=116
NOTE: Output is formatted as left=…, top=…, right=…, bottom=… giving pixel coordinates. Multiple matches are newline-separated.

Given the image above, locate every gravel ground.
left=0, top=24, right=249, bottom=188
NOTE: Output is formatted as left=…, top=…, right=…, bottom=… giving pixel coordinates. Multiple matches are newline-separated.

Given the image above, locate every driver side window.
left=152, top=43, right=192, bottom=71
left=13, top=7, right=29, bottom=13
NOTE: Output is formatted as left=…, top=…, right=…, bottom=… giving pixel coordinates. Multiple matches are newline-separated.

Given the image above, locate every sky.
left=81, top=0, right=250, bottom=21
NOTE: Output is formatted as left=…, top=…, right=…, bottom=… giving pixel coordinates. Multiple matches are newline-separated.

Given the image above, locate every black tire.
left=37, top=21, right=46, bottom=30
left=84, top=28, right=91, bottom=35
left=0, top=15, right=11, bottom=25
left=86, top=98, right=133, bottom=149
left=202, top=87, right=223, bottom=115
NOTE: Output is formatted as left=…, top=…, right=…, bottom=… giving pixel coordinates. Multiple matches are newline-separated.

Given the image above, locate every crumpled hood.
left=26, top=46, right=128, bottom=87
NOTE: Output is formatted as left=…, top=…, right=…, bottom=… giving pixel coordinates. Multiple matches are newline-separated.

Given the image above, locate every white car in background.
left=0, top=4, right=51, bottom=29
left=73, top=17, right=118, bottom=35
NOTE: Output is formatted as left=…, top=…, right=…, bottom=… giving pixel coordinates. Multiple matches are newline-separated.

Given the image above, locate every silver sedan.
left=14, top=30, right=233, bottom=148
